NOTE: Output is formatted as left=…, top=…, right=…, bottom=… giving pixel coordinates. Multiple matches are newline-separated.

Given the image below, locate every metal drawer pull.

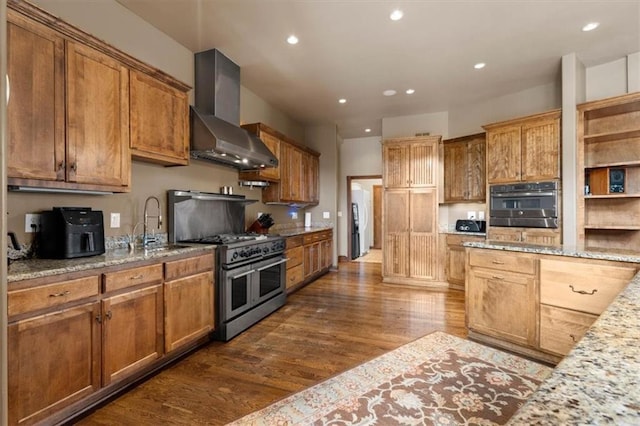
left=569, top=334, right=577, bottom=343
left=491, top=275, right=504, bottom=280
left=491, top=260, right=504, bottom=264
left=130, top=274, right=144, bottom=280
left=49, top=290, right=70, bottom=297
left=105, top=310, right=112, bottom=320
left=569, top=285, right=597, bottom=295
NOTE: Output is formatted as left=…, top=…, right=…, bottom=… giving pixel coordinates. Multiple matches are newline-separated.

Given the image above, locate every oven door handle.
left=256, top=258, right=289, bottom=272
left=230, top=269, right=256, bottom=280
left=491, top=191, right=556, bottom=198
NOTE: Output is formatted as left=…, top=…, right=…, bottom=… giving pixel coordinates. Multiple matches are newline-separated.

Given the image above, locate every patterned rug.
left=228, top=332, right=551, bottom=425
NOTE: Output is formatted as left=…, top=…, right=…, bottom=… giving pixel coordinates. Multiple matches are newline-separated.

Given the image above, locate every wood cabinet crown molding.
left=8, top=0, right=191, bottom=92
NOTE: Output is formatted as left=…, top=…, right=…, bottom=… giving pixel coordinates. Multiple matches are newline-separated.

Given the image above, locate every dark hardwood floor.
left=76, top=262, right=466, bottom=425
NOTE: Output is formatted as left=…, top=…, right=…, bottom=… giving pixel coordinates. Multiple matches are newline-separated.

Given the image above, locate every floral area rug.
left=227, top=332, right=552, bottom=425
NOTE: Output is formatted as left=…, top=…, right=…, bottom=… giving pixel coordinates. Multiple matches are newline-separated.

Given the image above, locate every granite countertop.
left=508, top=271, right=640, bottom=424
left=465, top=240, right=640, bottom=264
left=7, top=244, right=214, bottom=283
left=466, top=241, right=640, bottom=423
left=274, top=226, right=333, bottom=237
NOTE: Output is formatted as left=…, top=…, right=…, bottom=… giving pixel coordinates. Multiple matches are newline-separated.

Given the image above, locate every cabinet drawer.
left=286, top=246, right=304, bottom=268
left=8, top=275, right=100, bottom=317
left=540, top=259, right=635, bottom=314
left=539, top=304, right=597, bottom=356
left=286, top=264, right=304, bottom=289
left=469, top=249, right=536, bottom=274
left=103, top=264, right=163, bottom=293
left=446, top=234, right=484, bottom=247
left=286, top=236, right=304, bottom=249
left=165, top=252, right=215, bottom=281
left=303, top=230, right=332, bottom=245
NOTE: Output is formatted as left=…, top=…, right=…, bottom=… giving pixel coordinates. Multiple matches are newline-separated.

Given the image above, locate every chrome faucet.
left=143, top=196, right=162, bottom=247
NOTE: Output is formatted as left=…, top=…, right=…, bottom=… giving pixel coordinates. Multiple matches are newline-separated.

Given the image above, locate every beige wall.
left=10, top=0, right=305, bottom=245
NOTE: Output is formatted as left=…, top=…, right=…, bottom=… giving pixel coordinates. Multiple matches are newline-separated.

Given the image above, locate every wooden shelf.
left=584, top=225, right=640, bottom=230
left=583, top=129, right=640, bottom=144
left=585, top=161, right=640, bottom=169
left=585, top=193, right=640, bottom=199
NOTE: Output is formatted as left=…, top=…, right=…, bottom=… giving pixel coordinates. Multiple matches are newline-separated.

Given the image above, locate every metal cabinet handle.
left=569, top=334, right=577, bottom=343
left=105, top=310, right=112, bottom=320
left=70, top=163, right=77, bottom=172
left=491, top=275, right=504, bottom=280
left=491, top=260, right=504, bottom=265
left=569, top=285, right=597, bottom=295
left=95, top=314, right=102, bottom=324
left=49, top=290, right=70, bottom=297
left=130, top=274, right=143, bottom=280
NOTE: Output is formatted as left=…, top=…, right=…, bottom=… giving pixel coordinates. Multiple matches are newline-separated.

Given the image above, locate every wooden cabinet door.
left=410, top=142, right=437, bottom=187
left=66, top=41, right=130, bottom=188
left=279, top=143, right=303, bottom=202
left=467, top=138, right=486, bottom=201
left=7, top=12, right=65, bottom=181
left=467, top=267, right=537, bottom=347
left=521, top=117, right=560, bottom=181
left=304, top=242, right=321, bottom=278
left=258, top=132, right=281, bottom=181
left=409, top=188, right=437, bottom=279
left=447, top=245, right=466, bottom=288
left=383, top=189, right=410, bottom=277
left=164, top=271, right=215, bottom=353
left=130, top=70, right=189, bottom=166
left=522, top=228, right=561, bottom=246
left=8, top=302, right=101, bottom=426
left=488, top=227, right=522, bottom=242
left=383, top=144, right=410, bottom=188
left=322, top=238, right=332, bottom=269
left=443, top=141, right=467, bottom=202
left=303, top=152, right=319, bottom=204
left=486, top=126, right=521, bottom=183
left=102, top=285, right=163, bottom=386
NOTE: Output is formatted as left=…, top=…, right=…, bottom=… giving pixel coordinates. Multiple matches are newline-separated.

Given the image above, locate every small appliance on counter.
left=455, top=219, right=486, bottom=233
left=247, top=213, right=275, bottom=234
left=38, top=207, right=105, bottom=259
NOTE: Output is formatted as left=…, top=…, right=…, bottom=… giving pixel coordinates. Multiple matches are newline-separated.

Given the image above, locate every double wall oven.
left=168, top=190, right=287, bottom=341
left=489, top=181, right=559, bottom=228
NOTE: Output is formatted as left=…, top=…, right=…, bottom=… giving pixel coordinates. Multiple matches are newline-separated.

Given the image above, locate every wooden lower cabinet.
left=8, top=301, right=101, bottom=426
left=467, top=248, right=638, bottom=362
left=487, top=227, right=561, bottom=246
left=164, top=253, right=215, bottom=352
left=445, top=234, right=484, bottom=290
left=7, top=250, right=214, bottom=426
left=467, top=250, right=538, bottom=347
left=286, top=230, right=333, bottom=292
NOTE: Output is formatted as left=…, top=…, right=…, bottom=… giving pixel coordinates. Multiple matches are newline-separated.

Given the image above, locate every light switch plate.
left=323, top=211, right=330, bottom=219
left=478, top=211, right=485, bottom=220
left=110, top=212, right=120, bottom=228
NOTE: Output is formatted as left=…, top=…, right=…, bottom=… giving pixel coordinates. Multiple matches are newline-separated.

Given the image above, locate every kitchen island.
left=465, top=241, right=640, bottom=424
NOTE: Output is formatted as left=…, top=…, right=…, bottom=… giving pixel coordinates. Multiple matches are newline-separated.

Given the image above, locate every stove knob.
left=232, top=252, right=239, bottom=260
left=263, top=247, right=270, bottom=254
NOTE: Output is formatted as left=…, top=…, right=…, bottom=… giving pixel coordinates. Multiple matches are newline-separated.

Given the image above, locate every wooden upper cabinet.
left=130, top=70, right=189, bottom=166
left=484, top=110, right=561, bottom=184
left=384, top=136, right=439, bottom=188
left=443, top=133, right=486, bottom=203
left=6, top=11, right=65, bottom=182
left=303, top=152, right=319, bottom=204
left=66, top=41, right=130, bottom=188
left=240, top=123, right=281, bottom=182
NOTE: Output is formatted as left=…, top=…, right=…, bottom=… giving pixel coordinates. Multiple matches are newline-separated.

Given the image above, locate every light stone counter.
left=273, top=226, right=333, bottom=238
left=464, top=241, right=640, bottom=424
left=7, top=244, right=214, bottom=283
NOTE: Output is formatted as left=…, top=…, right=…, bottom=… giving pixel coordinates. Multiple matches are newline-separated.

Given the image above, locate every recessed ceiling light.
left=406, top=89, right=415, bottom=95
left=365, top=128, right=371, bottom=133
left=287, top=35, right=299, bottom=45
left=582, top=22, right=599, bottom=32
left=390, top=9, right=403, bottom=21
left=338, top=98, right=347, bottom=104
left=383, top=89, right=397, bottom=96
left=474, top=62, right=486, bottom=69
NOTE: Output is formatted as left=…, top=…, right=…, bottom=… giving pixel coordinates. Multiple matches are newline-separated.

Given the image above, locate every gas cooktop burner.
left=182, top=233, right=269, bottom=245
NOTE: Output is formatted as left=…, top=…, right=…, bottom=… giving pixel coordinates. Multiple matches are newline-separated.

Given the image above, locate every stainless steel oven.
left=489, top=181, right=558, bottom=228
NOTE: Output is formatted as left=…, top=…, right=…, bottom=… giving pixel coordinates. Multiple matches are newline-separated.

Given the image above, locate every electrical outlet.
left=291, top=211, right=298, bottom=220
left=467, top=211, right=476, bottom=219
left=25, top=213, right=41, bottom=233
left=323, top=211, right=330, bottom=219
left=337, top=211, right=342, bottom=217
left=478, top=211, right=485, bottom=220
left=110, top=212, right=121, bottom=228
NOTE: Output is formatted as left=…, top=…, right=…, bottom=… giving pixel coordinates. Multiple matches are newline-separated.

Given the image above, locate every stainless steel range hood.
left=190, top=49, right=278, bottom=170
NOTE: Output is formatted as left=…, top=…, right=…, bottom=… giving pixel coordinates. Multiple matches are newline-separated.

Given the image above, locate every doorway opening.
left=347, top=175, right=382, bottom=263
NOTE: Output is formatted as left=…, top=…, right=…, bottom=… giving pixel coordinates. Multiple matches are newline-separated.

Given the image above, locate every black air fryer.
left=38, top=207, right=105, bottom=259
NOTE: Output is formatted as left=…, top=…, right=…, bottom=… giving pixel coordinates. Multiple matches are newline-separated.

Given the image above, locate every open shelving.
left=578, top=92, right=640, bottom=251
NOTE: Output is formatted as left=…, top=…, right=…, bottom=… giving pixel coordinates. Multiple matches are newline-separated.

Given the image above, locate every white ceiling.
left=115, top=0, right=640, bottom=139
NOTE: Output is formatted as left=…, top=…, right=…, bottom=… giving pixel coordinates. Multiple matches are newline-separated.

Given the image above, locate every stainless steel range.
left=168, top=190, right=288, bottom=341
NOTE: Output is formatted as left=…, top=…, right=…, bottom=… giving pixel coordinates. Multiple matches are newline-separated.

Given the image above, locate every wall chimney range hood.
left=190, top=49, right=278, bottom=170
